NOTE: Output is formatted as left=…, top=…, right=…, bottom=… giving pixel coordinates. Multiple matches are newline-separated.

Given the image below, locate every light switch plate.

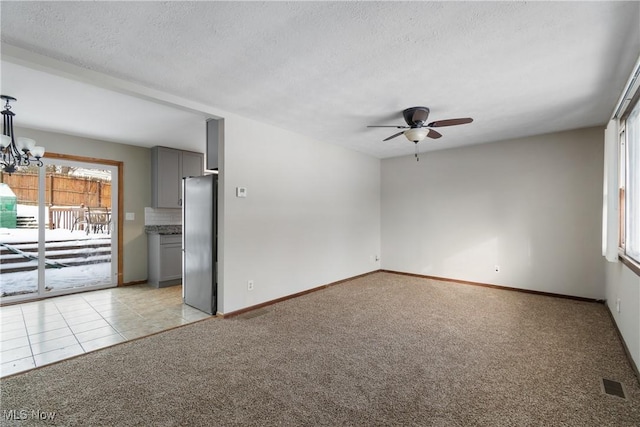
left=125, top=212, right=135, bottom=221
left=236, top=187, right=247, bottom=198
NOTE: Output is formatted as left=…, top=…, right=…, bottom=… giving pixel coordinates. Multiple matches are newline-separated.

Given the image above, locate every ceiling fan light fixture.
left=404, top=128, right=429, bottom=142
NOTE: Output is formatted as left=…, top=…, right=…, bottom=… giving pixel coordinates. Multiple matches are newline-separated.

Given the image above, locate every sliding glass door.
left=0, top=166, right=38, bottom=298
left=0, top=157, right=118, bottom=302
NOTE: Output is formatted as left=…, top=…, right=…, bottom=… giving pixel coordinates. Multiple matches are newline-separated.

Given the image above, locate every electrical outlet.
left=247, top=280, right=254, bottom=291
left=616, top=298, right=621, bottom=313
left=494, top=265, right=500, bottom=272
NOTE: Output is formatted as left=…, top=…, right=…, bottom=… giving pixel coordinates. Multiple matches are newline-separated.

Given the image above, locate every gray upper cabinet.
left=182, top=151, right=204, bottom=180
left=206, top=118, right=223, bottom=171
left=151, top=146, right=204, bottom=208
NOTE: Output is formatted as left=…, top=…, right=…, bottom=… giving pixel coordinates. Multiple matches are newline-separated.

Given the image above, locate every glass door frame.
left=0, top=153, right=123, bottom=305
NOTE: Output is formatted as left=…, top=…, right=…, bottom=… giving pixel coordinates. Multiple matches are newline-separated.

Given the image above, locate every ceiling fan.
left=368, top=106, right=473, bottom=143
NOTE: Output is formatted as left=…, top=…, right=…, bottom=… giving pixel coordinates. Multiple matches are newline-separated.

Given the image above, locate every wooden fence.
left=1, top=173, right=111, bottom=207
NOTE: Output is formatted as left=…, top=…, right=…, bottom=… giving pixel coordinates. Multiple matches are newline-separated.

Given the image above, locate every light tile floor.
left=0, top=284, right=211, bottom=378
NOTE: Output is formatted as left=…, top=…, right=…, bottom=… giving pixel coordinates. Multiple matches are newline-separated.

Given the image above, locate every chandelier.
left=1, top=95, right=45, bottom=174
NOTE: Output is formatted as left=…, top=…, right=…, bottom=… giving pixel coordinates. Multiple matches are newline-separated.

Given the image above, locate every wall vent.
left=601, top=378, right=626, bottom=399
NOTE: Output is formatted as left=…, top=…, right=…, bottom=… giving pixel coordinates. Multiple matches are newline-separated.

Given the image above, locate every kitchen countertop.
left=145, top=225, right=182, bottom=235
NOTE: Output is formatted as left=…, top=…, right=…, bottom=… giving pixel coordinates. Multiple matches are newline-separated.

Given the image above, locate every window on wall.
left=620, top=97, right=640, bottom=267
left=619, top=128, right=626, bottom=249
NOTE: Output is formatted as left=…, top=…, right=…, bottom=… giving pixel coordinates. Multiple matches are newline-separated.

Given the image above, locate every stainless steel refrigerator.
left=182, top=174, right=217, bottom=315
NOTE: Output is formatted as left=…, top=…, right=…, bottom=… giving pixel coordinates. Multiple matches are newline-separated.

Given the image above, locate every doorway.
left=0, top=156, right=119, bottom=302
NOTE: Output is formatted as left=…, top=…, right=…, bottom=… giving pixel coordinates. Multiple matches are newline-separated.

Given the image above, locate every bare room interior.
left=1, top=2, right=640, bottom=425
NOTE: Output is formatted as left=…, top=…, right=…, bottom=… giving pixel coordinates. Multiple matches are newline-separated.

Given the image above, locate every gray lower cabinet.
left=148, top=234, right=182, bottom=288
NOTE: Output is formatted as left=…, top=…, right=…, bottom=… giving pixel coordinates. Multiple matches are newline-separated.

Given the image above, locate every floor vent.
left=238, top=308, right=269, bottom=320
left=601, top=378, right=626, bottom=399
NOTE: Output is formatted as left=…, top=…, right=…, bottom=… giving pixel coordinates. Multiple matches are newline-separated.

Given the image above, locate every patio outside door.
left=0, top=157, right=118, bottom=302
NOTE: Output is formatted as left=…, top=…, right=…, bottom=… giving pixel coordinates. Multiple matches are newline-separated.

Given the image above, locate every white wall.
left=381, top=127, right=606, bottom=299
left=220, top=116, right=381, bottom=314
left=16, top=111, right=381, bottom=313
left=606, top=255, right=640, bottom=370
left=15, top=126, right=150, bottom=284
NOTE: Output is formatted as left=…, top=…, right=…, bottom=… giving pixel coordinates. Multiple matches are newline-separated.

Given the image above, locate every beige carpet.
left=1, top=272, right=639, bottom=426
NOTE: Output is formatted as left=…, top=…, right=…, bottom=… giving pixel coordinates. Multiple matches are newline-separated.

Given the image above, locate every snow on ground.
left=2, top=263, right=113, bottom=296
left=16, top=204, right=44, bottom=218
left=0, top=228, right=110, bottom=243
left=1, top=227, right=114, bottom=297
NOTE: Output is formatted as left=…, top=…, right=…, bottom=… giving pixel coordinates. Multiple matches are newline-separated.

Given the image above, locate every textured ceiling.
left=1, top=1, right=639, bottom=158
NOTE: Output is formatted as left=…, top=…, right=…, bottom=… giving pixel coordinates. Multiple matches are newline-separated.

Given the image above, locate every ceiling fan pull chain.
left=415, top=142, right=419, bottom=162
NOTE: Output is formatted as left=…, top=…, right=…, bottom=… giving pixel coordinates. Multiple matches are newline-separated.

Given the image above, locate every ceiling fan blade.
left=383, top=131, right=405, bottom=141
left=427, top=129, right=442, bottom=139
left=411, top=108, right=429, bottom=124
left=427, top=118, right=473, bottom=127
left=367, top=125, right=409, bottom=128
